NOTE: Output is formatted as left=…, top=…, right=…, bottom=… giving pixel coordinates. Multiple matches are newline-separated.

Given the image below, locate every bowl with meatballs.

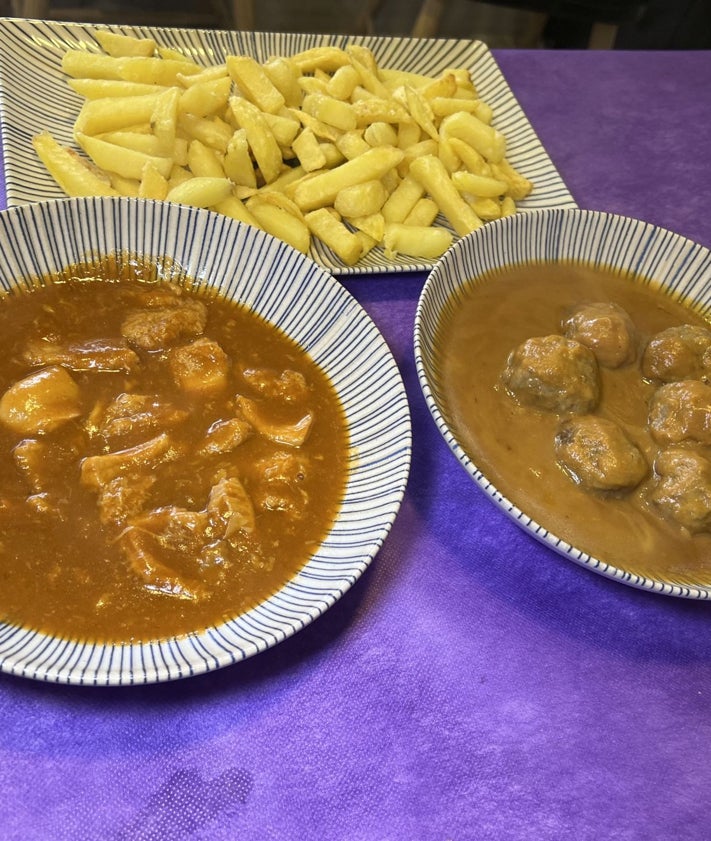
left=415, top=208, right=711, bottom=598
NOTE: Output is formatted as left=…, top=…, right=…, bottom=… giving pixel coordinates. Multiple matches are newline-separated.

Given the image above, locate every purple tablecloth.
left=1, top=47, right=711, bottom=841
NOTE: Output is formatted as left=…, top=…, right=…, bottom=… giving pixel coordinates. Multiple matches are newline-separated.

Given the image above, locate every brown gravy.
left=436, top=261, right=711, bottom=586
left=0, top=259, right=348, bottom=642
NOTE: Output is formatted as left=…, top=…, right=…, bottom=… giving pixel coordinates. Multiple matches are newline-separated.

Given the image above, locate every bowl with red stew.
left=0, top=196, right=411, bottom=684
left=415, top=208, right=711, bottom=598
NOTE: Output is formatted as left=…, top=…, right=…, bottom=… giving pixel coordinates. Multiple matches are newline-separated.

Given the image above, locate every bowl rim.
left=414, top=206, right=711, bottom=600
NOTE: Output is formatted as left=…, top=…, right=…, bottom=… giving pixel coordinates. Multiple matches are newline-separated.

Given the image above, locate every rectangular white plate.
left=0, top=18, right=577, bottom=274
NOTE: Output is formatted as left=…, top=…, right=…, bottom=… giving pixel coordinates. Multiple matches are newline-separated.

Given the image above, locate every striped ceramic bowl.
left=415, top=207, right=711, bottom=599
left=0, top=196, right=411, bottom=684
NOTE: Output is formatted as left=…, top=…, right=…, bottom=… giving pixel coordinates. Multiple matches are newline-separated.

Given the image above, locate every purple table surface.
left=1, top=45, right=711, bottom=841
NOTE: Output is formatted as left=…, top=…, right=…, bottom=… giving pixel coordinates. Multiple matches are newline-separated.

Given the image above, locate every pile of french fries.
left=32, top=29, right=533, bottom=266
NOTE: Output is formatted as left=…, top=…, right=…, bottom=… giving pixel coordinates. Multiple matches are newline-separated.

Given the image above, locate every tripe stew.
left=0, top=259, right=348, bottom=642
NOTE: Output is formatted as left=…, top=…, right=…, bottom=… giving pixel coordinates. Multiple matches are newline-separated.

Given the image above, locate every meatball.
left=642, top=324, right=711, bottom=383
left=562, top=302, right=637, bottom=368
left=649, top=447, right=711, bottom=534
left=554, top=415, right=647, bottom=492
left=648, top=380, right=711, bottom=445
left=501, top=334, right=600, bottom=414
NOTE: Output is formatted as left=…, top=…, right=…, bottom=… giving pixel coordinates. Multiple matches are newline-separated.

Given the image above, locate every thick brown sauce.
left=0, top=259, right=348, bottom=642
left=436, top=261, right=711, bottom=586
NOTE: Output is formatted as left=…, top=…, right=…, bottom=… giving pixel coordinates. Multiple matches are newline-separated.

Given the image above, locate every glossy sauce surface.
left=436, top=262, right=711, bottom=585
left=0, top=263, right=348, bottom=642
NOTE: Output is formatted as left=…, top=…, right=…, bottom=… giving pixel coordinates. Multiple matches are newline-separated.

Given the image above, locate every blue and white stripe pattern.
left=0, top=18, right=576, bottom=275
left=414, top=208, right=711, bottom=600
left=0, top=196, right=412, bottom=684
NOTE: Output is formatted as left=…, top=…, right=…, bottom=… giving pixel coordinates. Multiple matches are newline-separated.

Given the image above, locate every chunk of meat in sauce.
left=501, top=335, right=600, bottom=414
left=90, top=392, right=189, bottom=441
left=121, top=298, right=207, bottom=350
left=554, top=415, right=647, bottom=492
left=642, top=325, right=711, bottom=383
left=648, top=380, right=711, bottom=445
left=12, top=438, right=80, bottom=493
left=0, top=366, right=82, bottom=435
left=243, top=368, right=309, bottom=402
left=80, top=432, right=176, bottom=490
left=168, top=337, right=230, bottom=395
left=252, top=450, right=309, bottom=518
left=130, top=506, right=209, bottom=552
left=117, top=524, right=206, bottom=601
left=235, top=395, right=313, bottom=446
left=649, top=447, right=711, bottom=534
left=207, top=475, right=255, bottom=538
left=196, top=417, right=253, bottom=456
left=22, top=337, right=140, bottom=373
left=562, top=302, right=637, bottom=369
left=96, top=474, right=156, bottom=527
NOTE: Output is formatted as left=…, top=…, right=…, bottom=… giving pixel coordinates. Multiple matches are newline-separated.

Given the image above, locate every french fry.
left=119, top=57, right=201, bottom=87
left=490, top=158, right=534, bottom=201
left=301, top=92, right=356, bottom=133
left=292, top=145, right=404, bottom=211
left=76, top=131, right=173, bottom=180
left=187, top=139, right=224, bottom=178
left=151, top=87, right=180, bottom=155
left=178, top=77, right=232, bottom=118
left=263, top=57, right=303, bottom=108
left=352, top=97, right=411, bottom=127
left=74, top=93, right=162, bottom=135
left=327, top=64, right=360, bottom=101
left=333, top=179, right=388, bottom=218
left=94, top=31, right=156, bottom=58
left=227, top=55, right=285, bottom=115
left=109, top=173, right=140, bottom=197
left=223, top=129, right=257, bottom=188
left=292, top=128, right=327, bottom=173
left=261, top=111, right=301, bottom=148
left=383, top=222, right=453, bottom=260
left=440, top=111, right=506, bottom=163
left=157, top=46, right=199, bottom=66
left=347, top=212, right=385, bottom=242
left=396, top=86, right=438, bottom=140
left=363, top=121, right=398, bottom=148
left=336, top=130, right=370, bottom=160
left=246, top=197, right=311, bottom=254
left=409, top=154, right=483, bottom=236
left=177, top=64, right=229, bottom=87
left=319, top=142, right=345, bottom=168
left=381, top=175, right=424, bottom=224
left=138, top=161, right=169, bottom=200
left=212, top=195, right=261, bottom=228
left=165, top=176, right=232, bottom=207
left=469, top=197, right=502, bottom=221
left=304, top=208, right=362, bottom=265
left=178, top=113, right=233, bottom=152
left=403, top=197, right=439, bottom=227
left=229, top=96, right=283, bottom=183
left=67, top=78, right=168, bottom=99
left=451, top=170, right=508, bottom=198
left=287, top=107, right=341, bottom=143
left=289, top=46, right=350, bottom=74
left=31, top=131, right=119, bottom=197
left=430, top=96, right=493, bottom=123
left=97, top=130, right=158, bottom=153
left=61, top=50, right=128, bottom=80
